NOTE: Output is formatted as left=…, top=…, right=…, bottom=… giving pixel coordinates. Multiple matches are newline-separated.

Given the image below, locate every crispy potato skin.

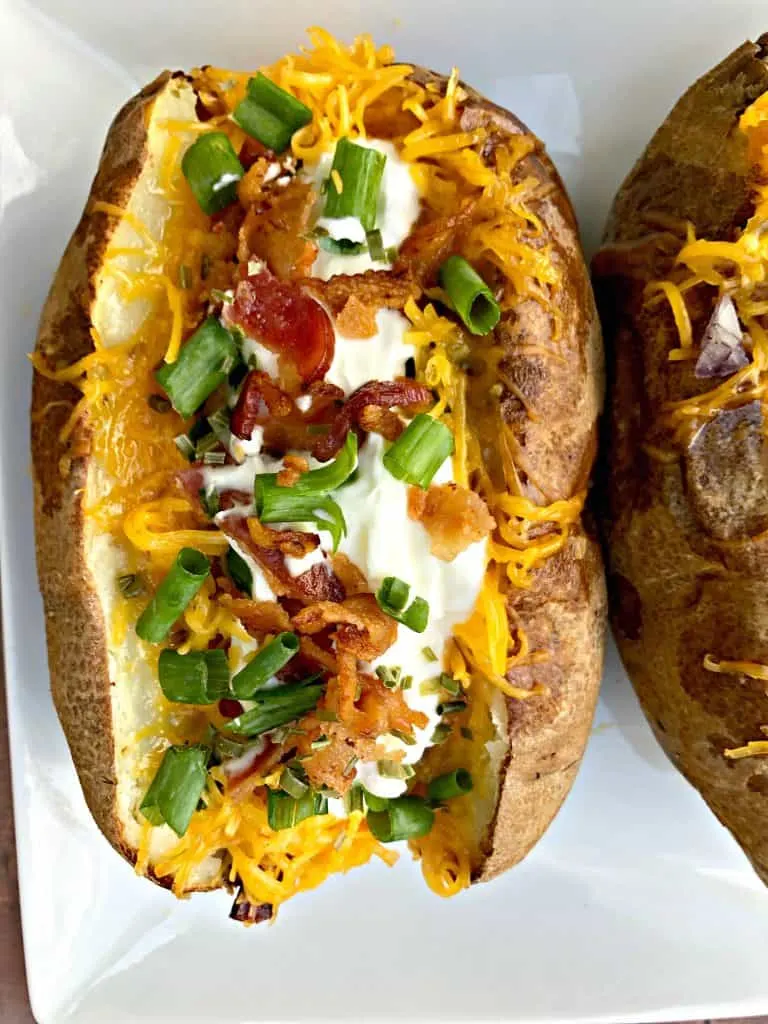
left=31, top=68, right=605, bottom=889
left=593, top=37, right=768, bottom=883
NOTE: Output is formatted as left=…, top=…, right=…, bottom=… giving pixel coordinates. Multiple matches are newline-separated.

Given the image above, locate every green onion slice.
left=255, top=488, right=347, bottom=552
left=233, top=74, right=312, bottom=154
left=317, top=236, right=367, bottom=255
left=267, top=789, right=328, bottom=831
left=228, top=680, right=324, bottom=737
left=366, top=229, right=385, bottom=262
left=135, top=548, right=210, bottom=644
left=345, top=784, right=365, bottom=814
left=158, top=649, right=230, bottom=704
left=366, top=796, right=435, bottom=843
left=382, top=413, right=454, bottom=489
left=231, top=632, right=300, bottom=699
left=427, top=769, right=473, bottom=802
left=323, top=138, right=386, bottom=232
left=362, top=789, right=389, bottom=812
left=280, top=765, right=309, bottom=799
left=140, top=744, right=209, bottom=837
left=256, top=431, right=357, bottom=496
left=156, top=317, right=239, bottom=419
left=376, top=576, right=429, bottom=634
left=181, top=132, right=244, bottom=215
left=226, top=546, right=253, bottom=596
left=438, top=254, right=501, bottom=335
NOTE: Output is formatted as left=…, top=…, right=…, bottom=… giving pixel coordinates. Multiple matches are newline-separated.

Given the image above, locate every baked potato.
left=593, top=35, right=768, bottom=882
left=32, top=28, right=605, bottom=920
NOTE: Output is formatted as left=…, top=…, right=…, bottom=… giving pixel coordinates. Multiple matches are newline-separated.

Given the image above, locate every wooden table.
left=0, top=656, right=764, bottom=1024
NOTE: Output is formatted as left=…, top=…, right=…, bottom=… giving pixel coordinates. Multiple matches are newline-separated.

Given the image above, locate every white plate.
left=3, top=0, right=768, bottom=1021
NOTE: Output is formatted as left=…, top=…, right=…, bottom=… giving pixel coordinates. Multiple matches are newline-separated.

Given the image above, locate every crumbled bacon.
left=230, top=272, right=335, bottom=389
left=230, top=369, right=294, bottom=439
left=304, top=269, right=421, bottom=318
left=334, top=295, right=379, bottom=339
left=292, top=594, right=396, bottom=661
left=394, top=199, right=478, bottom=286
left=237, top=178, right=317, bottom=279
left=313, top=380, right=432, bottom=461
left=323, top=652, right=427, bottom=737
left=277, top=454, right=309, bottom=488
left=358, top=404, right=403, bottom=441
left=300, top=723, right=381, bottom=795
left=408, top=482, right=495, bottom=561
left=236, top=158, right=271, bottom=208
left=246, top=518, right=319, bottom=559
left=330, top=553, right=369, bottom=596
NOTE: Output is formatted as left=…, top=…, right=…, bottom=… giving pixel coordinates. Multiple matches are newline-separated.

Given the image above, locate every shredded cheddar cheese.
left=704, top=656, right=768, bottom=760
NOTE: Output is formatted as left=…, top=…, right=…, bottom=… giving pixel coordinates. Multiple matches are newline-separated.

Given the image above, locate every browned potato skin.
left=593, top=37, right=768, bottom=884
left=31, top=67, right=605, bottom=893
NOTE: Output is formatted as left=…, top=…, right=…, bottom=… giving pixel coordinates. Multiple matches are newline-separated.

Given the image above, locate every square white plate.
left=4, top=0, right=768, bottom=1020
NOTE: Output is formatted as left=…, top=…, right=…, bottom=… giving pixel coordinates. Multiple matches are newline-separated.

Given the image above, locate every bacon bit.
left=335, top=647, right=364, bottom=727
left=304, top=269, right=421, bottom=318
left=326, top=653, right=427, bottom=737
left=238, top=136, right=271, bottom=170
left=276, top=454, right=309, bottom=488
left=236, top=158, right=271, bottom=207
left=230, top=369, right=294, bottom=439
left=226, top=743, right=284, bottom=798
left=246, top=517, right=319, bottom=559
left=230, top=272, right=335, bottom=388
left=177, top=466, right=206, bottom=501
left=301, top=723, right=380, bottom=795
left=299, top=636, right=338, bottom=674
left=335, top=295, right=379, bottom=338
left=237, top=178, right=317, bottom=279
left=330, top=553, right=369, bottom=596
left=219, top=596, right=292, bottom=635
left=314, top=379, right=432, bottom=461
left=408, top=482, right=495, bottom=561
left=395, top=199, right=478, bottom=286
left=292, top=594, right=396, bottom=661
left=358, top=404, right=403, bottom=441
left=292, top=601, right=367, bottom=634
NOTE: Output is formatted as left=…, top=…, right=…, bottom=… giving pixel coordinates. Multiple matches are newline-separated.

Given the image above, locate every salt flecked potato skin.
left=32, top=62, right=605, bottom=896
left=593, top=37, right=768, bottom=884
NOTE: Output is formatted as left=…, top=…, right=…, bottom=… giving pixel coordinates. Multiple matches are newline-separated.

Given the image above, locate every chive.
left=377, top=760, right=415, bottom=780
left=148, top=394, right=171, bottom=414
left=439, top=254, right=501, bottom=335
left=382, top=413, right=454, bottom=489
left=400, top=675, right=413, bottom=690
left=198, top=486, right=220, bottom=519
left=194, top=432, right=220, bottom=458
left=363, top=789, right=389, bottom=812
left=140, top=744, right=209, bottom=837
left=158, top=649, right=230, bottom=704
left=174, top=434, right=196, bottom=461
left=376, top=576, right=429, bottom=634
left=202, top=450, right=226, bottom=466
left=135, top=548, right=210, bottom=644
left=314, top=709, right=338, bottom=723
left=231, top=632, right=300, bottom=699
left=211, top=733, right=252, bottom=763
left=233, top=74, right=312, bottom=154
left=267, top=789, right=328, bottom=831
left=375, top=665, right=402, bottom=690
left=117, top=573, right=144, bottom=598
left=324, top=139, right=386, bottom=232
left=343, top=755, right=359, bottom=777
left=311, top=734, right=331, bottom=750
left=280, top=765, right=309, bottom=799
left=228, top=680, right=323, bottom=737
left=389, top=728, right=417, bottom=746
left=345, top=784, right=365, bottom=814
left=437, top=699, right=468, bottom=716
left=366, top=796, right=435, bottom=843
left=438, top=672, right=460, bottom=697
left=156, top=317, right=239, bottom=419
left=317, top=236, right=367, bottom=255
left=181, top=132, right=244, bottom=215
left=428, top=769, right=473, bottom=802
left=226, top=546, right=253, bottom=596
left=366, top=229, right=385, bottom=262
left=179, top=264, right=192, bottom=289
left=460, top=726, right=474, bottom=741
left=422, top=646, right=438, bottom=663
left=431, top=723, right=452, bottom=745
left=384, top=246, right=398, bottom=263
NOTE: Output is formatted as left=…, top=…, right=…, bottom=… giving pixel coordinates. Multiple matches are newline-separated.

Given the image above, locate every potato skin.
left=31, top=67, right=605, bottom=889
left=593, top=37, right=768, bottom=883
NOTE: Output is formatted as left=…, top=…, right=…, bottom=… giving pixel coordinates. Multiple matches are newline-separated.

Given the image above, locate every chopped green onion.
left=343, top=755, right=359, bottom=777
left=256, top=431, right=357, bottom=497
left=117, top=573, right=144, bottom=598
left=317, top=236, right=366, bottom=255
left=438, top=672, right=460, bottom=697
left=156, top=317, right=239, bottom=419
left=174, top=433, right=196, bottom=461
left=233, top=74, right=312, bottom=154
left=428, top=769, right=473, bottom=802
left=375, top=665, right=402, bottom=690
left=431, top=723, right=452, bottom=745
left=311, top=734, right=331, bottom=750
left=323, top=138, right=386, bottom=232
left=181, top=132, right=244, bottom=215
left=438, top=254, right=501, bottom=336
left=158, top=649, right=230, bottom=704
left=140, top=744, right=209, bottom=837
left=376, top=759, right=415, bottom=780
left=135, top=548, right=210, bottom=644
left=226, top=547, right=253, bottom=596
left=389, top=728, right=417, bottom=746
left=366, top=229, right=385, bottom=262
left=422, top=646, right=438, bottom=663
left=437, top=699, right=468, bottom=716
left=366, top=796, right=435, bottom=843
left=231, top=632, right=300, bottom=699
left=212, top=733, right=253, bottom=764
left=460, top=726, right=474, bottom=741
left=198, top=486, right=220, bottom=519
left=314, top=709, right=339, bottom=723
left=280, top=765, right=309, bottom=800
left=382, top=413, right=454, bottom=489
left=255, top=488, right=347, bottom=551
left=384, top=245, right=399, bottom=263
left=363, top=789, right=389, bottom=812
left=202, top=450, right=226, bottom=466
left=228, top=680, right=324, bottom=737
left=267, top=789, right=328, bottom=831
left=178, top=264, right=192, bottom=290
left=345, top=784, right=365, bottom=814
left=376, top=576, right=429, bottom=634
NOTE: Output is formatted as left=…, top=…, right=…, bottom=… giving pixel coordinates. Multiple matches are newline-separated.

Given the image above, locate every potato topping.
left=408, top=482, right=495, bottom=561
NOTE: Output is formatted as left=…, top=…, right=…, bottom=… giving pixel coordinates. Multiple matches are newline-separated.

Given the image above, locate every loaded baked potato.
left=32, top=29, right=605, bottom=920
left=594, top=35, right=768, bottom=882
